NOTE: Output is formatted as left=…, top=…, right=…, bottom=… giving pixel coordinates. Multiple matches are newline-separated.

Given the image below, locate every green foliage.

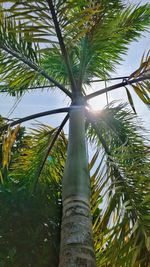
left=0, top=5, right=50, bottom=96
left=10, top=124, right=67, bottom=189
left=0, top=1, right=150, bottom=266
left=0, top=124, right=67, bottom=267
left=127, top=50, right=150, bottom=108
left=87, top=103, right=150, bottom=266
left=0, top=179, right=61, bottom=267
left=0, top=104, right=150, bottom=266
left=0, top=1, right=150, bottom=94
left=42, top=2, right=150, bottom=88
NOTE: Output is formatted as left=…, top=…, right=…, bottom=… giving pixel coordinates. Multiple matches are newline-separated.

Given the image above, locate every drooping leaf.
left=125, top=87, right=137, bottom=114
left=126, top=50, right=150, bottom=108
left=2, top=125, right=20, bottom=170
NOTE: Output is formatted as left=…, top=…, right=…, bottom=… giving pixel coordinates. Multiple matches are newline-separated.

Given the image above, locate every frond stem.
left=1, top=107, right=70, bottom=129
left=33, top=113, right=69, bottom=191
left=90, top=76, right=129, bottom=83
left=86, top=76, right=149, bottom=100
left=0, top=76, right=130, bottom=93
left=0, top=44, right=72, bottom=98
left=46, top=0, right=77, bottom=93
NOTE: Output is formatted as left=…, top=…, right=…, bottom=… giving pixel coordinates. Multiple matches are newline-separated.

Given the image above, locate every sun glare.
left=88, top=94, right=108, bottom=112
left=85, top=82, right=112, bottom=112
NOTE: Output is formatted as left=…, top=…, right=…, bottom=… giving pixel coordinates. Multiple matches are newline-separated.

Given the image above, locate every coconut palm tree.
left=0, top=1, right=150, bottom=266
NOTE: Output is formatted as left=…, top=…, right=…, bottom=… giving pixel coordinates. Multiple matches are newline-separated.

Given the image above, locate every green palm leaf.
left=86, top=103, right=150, bottom=266
left=0, top=5, right=71, bottom=97
left=0, top=122, right=67, bottom=267
left=10, top=123, right=67, bottom=189
left=127, top=50, right=150, bottom=108
left=0, top=1, right=150, bottom=93
left=0, top=10, right=45, bottom=95
left=0, top=1, right=150, bottom=266
left=42, top=2, right=150, bottom=87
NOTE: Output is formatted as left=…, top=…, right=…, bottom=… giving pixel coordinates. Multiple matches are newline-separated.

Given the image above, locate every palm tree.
left=0, top=108, right=150, bottom=267
left=0, top=1, right=150, bottom=266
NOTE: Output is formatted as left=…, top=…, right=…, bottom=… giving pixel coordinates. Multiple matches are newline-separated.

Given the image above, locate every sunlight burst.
left=88, top=94, right=108, bottom=112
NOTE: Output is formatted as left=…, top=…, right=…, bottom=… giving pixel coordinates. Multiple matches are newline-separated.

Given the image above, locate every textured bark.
left=59, top=197, right=95, bottom=267
left=59, top=106, right=96, bottom=267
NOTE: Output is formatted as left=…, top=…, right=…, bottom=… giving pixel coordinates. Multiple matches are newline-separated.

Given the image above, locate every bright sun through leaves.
left=88, top=94, right=109, bottom=112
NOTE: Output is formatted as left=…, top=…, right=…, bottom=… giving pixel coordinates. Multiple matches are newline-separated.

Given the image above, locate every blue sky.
left=0, top=0, right=150, bottom=132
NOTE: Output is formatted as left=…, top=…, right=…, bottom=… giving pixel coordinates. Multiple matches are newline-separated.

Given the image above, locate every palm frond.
left=43, top=2, right=150, bottom=86
left=2, top=1, right=149, bottom=91
left=86, top=103, right=150, bottom=266
left=56, top=0, right=124, bottom=44
left=0, top=6, right=71, bottom=97
left=84, top=3, right=150, bottom=81
left=1, top=1, right=55, bottom=44
left=0, top=11, right=44, bottom=96
left=0, top=122, right=67, bottom=267
left=57, top=2, right=150, bottom=81
left=9, top=123, right=67, bottom=190
left=127, top=50, right=150, bottom=108
left=0, top=121, right=21, bottom=181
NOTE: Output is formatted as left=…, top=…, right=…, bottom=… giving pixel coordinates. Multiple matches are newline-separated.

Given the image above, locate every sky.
left=0, top=0, right=150, bottom=133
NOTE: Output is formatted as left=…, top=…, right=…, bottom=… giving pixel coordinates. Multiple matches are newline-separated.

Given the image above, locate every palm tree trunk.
left=59, top=105, right=96, bottom=267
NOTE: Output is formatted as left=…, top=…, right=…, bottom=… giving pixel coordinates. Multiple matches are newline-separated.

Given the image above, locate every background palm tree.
left=0, top=1, right=150, bottom=266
